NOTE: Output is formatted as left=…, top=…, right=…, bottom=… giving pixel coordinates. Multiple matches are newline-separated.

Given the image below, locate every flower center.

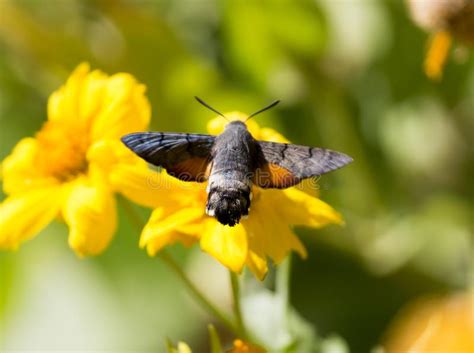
left=35, top=120, right=90, bottom=181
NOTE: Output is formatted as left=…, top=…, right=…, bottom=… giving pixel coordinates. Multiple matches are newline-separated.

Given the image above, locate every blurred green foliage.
left=0, top=0, right=473, bottom=352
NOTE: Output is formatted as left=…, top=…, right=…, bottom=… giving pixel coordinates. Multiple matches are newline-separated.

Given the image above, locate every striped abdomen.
left=205, top=121, right=256, bottom=226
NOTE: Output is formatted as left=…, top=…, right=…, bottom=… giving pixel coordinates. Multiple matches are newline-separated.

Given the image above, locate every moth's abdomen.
left=206, top=173, right=251, bottom=226
left=205, top=121, right=257, bottom=226
left=207, top=189, right=250, bottom=227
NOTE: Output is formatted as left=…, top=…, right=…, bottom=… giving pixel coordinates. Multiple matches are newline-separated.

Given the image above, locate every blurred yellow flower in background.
left=226, top=339, right=266, bottom=353
left=383, top=291, right=474, bottom=353
left=424, top=30, right=453, bottom=80
left=122, top=113, right=343, bottom=279
left=0, top=63, right=153, bottom=255
left=406, top=0, right=474, bottom=79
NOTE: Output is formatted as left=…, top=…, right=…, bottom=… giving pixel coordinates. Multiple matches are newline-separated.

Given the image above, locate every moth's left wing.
left=254, top=141, right=353, bottom=188
left=121, top=132, right=215, bottom=182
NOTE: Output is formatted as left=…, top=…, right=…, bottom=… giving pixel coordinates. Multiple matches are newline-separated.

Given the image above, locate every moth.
left=122, top=98, right=353, bottom=226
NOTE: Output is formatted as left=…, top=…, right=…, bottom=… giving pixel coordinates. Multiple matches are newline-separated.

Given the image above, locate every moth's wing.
left=121, top=132, right=215, bottom=182
left=254, top=141, right=353, bottom=188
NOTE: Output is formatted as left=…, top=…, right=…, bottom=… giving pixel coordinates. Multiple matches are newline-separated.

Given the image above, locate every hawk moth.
left=122, top=98, right=352, bottom=226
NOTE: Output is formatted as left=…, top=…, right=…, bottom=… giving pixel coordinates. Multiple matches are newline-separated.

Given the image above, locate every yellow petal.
left=145, top=229, right=198, bottom=256
left=110, top=164, right=193, bottom=209
left=258, top=127, right=289, bottom=143
left=244, top=119, right=263, bottom=138
left=48, top=63, right=91, bottom=123
left=279, top=188, right=343, bottom=227
left=77, top=69, right=109, bottom=122
left=62, top=179, right=116, bottom=256
left=207, top=114, right=236, bottom=135
left=88, top=139, right=143, bottom=170
left=175, top=218, right=207, bottom=236
left=246, top=250, right=268, bottom=280
left=0, top=186, right=62, bottom=250
left=244, top=198, right=288, bottom=262
left=206, top=111, right=261, bottom=137
left=91, top=73, right=151, bottom=141
left=200, top=220, right=248, bottom=273
left=1, top=138, right=57, bottom=194
left=292, top=178, right=320, bottom=198
left=205, top=111, right=289, bottom=143
left=87, top=139, right=148, bottom=187
left=140, top=207, right=204, bottom=253
left=245, top=199, right=306, bottom=263
left=49, top=65, right=110, bottom=125
left=241, top=210, right=269, bottom=279
left=47, top=63, right=150, bottom=136
left=47, top=63, right=151, bottom=140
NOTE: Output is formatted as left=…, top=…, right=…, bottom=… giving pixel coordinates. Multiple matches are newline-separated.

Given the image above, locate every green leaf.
left=208, top=324, right=224, bottom=353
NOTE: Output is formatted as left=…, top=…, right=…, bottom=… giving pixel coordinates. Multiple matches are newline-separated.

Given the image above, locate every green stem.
left=159, top=251, right=236, bottom=333
left=276, top=254, right=292, bottom=318
left=119, top=198, right=237, bottom=334
left=230, top=271, right=247, bottom=339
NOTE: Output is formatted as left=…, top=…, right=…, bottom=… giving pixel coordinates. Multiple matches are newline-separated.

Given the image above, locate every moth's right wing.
left=254, top=141, right=353, bottom=188
left=121, top=132, right=215, bottom=182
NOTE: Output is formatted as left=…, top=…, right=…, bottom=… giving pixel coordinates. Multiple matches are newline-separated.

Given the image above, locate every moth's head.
left=224, top=120, right=247, bottom=130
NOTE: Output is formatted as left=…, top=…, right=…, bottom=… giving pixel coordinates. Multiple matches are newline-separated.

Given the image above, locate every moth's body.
left=207, top=121, right=256, bottom=225
left=122, top=101, right=353, bottom=227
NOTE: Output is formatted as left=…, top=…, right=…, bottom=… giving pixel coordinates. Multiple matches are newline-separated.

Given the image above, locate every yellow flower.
left=226, top=339, right=266, bottom=353
left=383, top=291, right=474, bottom=352
left=0, top=63, right=155, bottom=255
left=406, top=0, right=474, bottom=80
left=121, top=112, right=343, bottom=279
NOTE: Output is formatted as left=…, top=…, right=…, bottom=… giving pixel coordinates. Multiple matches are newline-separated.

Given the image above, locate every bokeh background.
left=0, top=0, right=473, bottom=352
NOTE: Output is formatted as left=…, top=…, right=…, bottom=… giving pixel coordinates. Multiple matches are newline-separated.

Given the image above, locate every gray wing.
left=121, top=132, right=215, bottom=182
left=254, top=141, right=353, bottom=188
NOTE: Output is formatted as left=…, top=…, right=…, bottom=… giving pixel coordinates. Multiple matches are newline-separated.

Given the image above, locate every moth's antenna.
left=246, top=100, right=280, bottom=121
left=195, top=96, right=229, bottom=121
